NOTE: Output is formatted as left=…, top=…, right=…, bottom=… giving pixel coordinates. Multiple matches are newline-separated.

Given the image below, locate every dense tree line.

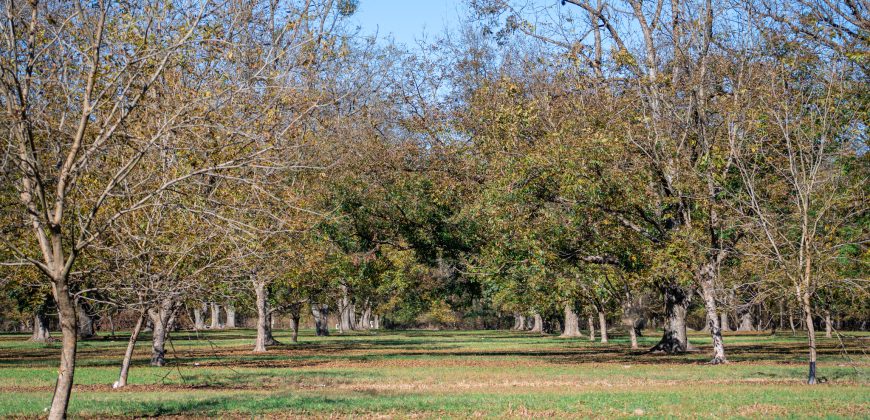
left=0, top=0, right=866, bottom=417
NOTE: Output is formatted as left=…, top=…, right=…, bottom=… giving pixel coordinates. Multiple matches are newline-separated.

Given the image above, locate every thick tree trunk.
left=621, top=300, right=639, bottom=349
left=114, top=310, right=146, bottom=388
left=225, top=302, right=236, bottom=329
left=48, top=281, right=78, bottom=420
left=210, top=302, right=222, bottom=329
left=77, top=300, right=95, bottom=339
left=529, top=312, right=544, bottom=333
left=598, top=310, right=608, bottom=343
left=338, top=284, right=355, bottom=333
left=192, top=303, right=206, bottom=330
left=511, top=313, right=524, bottom=330
left=373, top=314, right=381, bottom=330
left=358, top=304, right=372, bottom=330
left=587, top=315, right=596, bottom=341
left=651, top=284, right=692, bottom=353
left=698, top=262, right=727, bottom=363
left=253, top=281, right=278, bottom=352
left=311, top=303, right=330, bottom=336
left=31, top=310, right=51, bottom=342
left=149, top=298, right=174, bottom=367
left=737, top=309, right=754, bottom=331
left=561, top=304, right=581, bottom=337
left=720, top=312, right=730, bottom=332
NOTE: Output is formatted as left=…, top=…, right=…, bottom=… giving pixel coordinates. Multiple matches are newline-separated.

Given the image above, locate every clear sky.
left=350, top=0, right=467, bottom=46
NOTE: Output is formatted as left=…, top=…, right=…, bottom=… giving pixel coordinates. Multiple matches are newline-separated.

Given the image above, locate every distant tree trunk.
left=225, top=302, right=236, bottom=329
left=651, top=283, right=692, bottom=353
left=31, top=310, right=51, bottom=342
left=373, top=314, right=381, bottom=330
left=149, top=298, right=175, bottom=367
left=192, top=303, right=206, bottom=330
left=598, top=310, right=608, bottom=343
left=720, top=312, right=730, bottom=332
left=737, top=310, right=754, bottom=331
left=77, top=301, right=95, bottom=339
left=512, top=313, right=525, bottom=330
left=561, top=304, right=582, bottom=337
left=311, top=303, right=330, bottom=336
left=114, top=309, right=146, bottom=388
left=253, top=280, right=279, bottom=352
left=789, top=310, right=797, bottom=336
left=338, top=284, right=355, bottom=333
left=621, top=299, right=639, bottom=349
left=587, top=315, right=596, bottom=341
left=824, top=310, right=832, bottom=338
left=529, top=312, right=544, bottom=333
left=210, top=302, right=222, bottom=329
left=358, top=302, right=372, bottom=330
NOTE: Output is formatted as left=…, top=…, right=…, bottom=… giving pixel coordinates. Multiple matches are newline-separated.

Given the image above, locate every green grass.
left=0, top=329, right=867, bottom=418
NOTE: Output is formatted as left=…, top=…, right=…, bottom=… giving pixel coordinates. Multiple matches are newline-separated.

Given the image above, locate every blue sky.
left=350, top=0, right=467, bottom=46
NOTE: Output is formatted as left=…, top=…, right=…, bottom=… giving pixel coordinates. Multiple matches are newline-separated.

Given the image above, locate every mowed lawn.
left=0, top=329, right=867, bottom=418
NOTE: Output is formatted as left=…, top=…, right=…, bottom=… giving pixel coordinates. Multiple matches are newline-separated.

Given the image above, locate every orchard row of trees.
left=0, top=0, right=867, bottom=418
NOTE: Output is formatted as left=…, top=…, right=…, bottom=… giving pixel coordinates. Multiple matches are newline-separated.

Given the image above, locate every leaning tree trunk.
left=561, top=304, right=582, bottom=337
left=192, top=303, right=206, bottom=330
left=77, top=300, right=95, bottom=339
left=598, top=309, right=608, bottom=344
left=149, top=298, right=174, bottom=367
left=311, top=303, right=330, bottom=336
left=529, top=312, right=544, bottom=333
left=114, top=309, right=146, bottom=388
left=48, top=279, right=78, bottom=420
left=253, top=280, right=279, bottom=352
left=225, top=302, right=236, bottom=329
left=587, top=315, right=596, bottom=341
left=31, top=310, right=51, bottom=342
left=210, top=302, right=222, bottom=329
left=651, top=283, right=693, bottom=353
left=697, top=262, right=727, bottom=364
left=800, top=289, right=818, bottom=384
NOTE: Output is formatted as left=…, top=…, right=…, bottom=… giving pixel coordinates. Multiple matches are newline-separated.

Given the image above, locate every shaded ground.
left=0, top=329, right=867, bottom=418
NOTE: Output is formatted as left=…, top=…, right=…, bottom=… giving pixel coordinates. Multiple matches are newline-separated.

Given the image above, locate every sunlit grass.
left=0, top=329, right=867, bottom=417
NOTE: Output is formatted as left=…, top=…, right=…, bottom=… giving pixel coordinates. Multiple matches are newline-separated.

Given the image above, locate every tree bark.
left=598, top=310, right=608, bottom=343
left=561, top=304, right=582, bottom=337
left=824, top=310, right=832, bottom=338
left=192, top=303, right=206, bottom=330
left=149, top=299, right=174, bottom=367
left=587, top=315, right=596, bottom=341
left=698, top=262, right=727, bottom=363
left=512, top=313, right=525, bottom=330
left=31, top=310, right=51, bottom=342
left=77, top=300, right=95, bottom=339
left=651, top=283, right=693, bottom=353
left=720, top=311, right=730, bottom=332
left=253, top=281, right=279, bottom=352
left=800, top=290, right=818, bottom=384
left=338, top=284, right=355, bottom=333
left=373, top=314, right=381, bottom=330
left=311, top=303, right=330, bottom=336
left=358, top=303, right=372, bottom=330
left=225, top=302, right=236, bottom=329
left=737, top=310, right=754, bottom=331
left=621, top=299, right=640, bottom=349
left=210, top=302, right=222, bottom=329
left=48, top=281, right=78, bottom=420
left=529, top=312, right=544, bottom=333
left=114, top=309, right=146, bottom=388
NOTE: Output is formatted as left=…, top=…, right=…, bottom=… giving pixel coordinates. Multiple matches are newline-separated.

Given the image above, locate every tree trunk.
left=587, top=315, right=595, bottom=341
left=77, top=300, right=95, bottom=339
left=311, top=303, right=330, bottom=336
left=253, top=281, right=278, bottom=352
left=720, top=312, right=730, bottom=332
left=561, top=304, right=581, bottom=337
left=149, top=298, right=174, bottom=367
left=114, top=309, right=146, bottom=388
left=737, top=310, right=754, bottom=331
left=651, top=283, right=692, bottom=353
left=621, top=299, right=639, bottom=349
left=31, top=310, right=51, bottom=342
left=193, top=303, right=206, bottom=330
left=529, top=312, right=543, bottom=333
left=338, top=284, right=355, bottom=333
left=210, top=302, right=222, bottom=329
left=800, top=290, right=818, bottom=384
left=373, top=314, right=381, bottom=330
left=511, top=313, right=524, bottom=330
left=698, top=262, right=727, bottom=363
left=48, top=280, right=78, bottom=420
left=598, top=310, right=608, bottom=343
left=358, top=304, right=372, bottom=330
left=824, top=310, right=832, bottom=338
left=225, top=302, right=236, bottom=329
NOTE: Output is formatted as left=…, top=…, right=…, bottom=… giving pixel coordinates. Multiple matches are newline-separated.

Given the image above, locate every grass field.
left=0, top=328, right=867, bottom=418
